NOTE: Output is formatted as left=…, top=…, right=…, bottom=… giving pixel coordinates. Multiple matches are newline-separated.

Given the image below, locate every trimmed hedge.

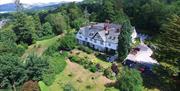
left=77, top=45, right=93, bottom=54
left=69, top=55, right=104, bottom=73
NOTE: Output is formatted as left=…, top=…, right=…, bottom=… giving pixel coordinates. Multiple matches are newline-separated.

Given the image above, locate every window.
left=85, top=38, right=88, bottom=40
left=79, top=32, right=82, bottom=34
left=100, top=41, right=104, bottom=45
left=94, top=39, right=97, bottom=43
left=79, top=36, right=82, bottom=38
left=112, top=37, right=116, bottom=40
left=108, top=36, right=112, bottom=39
left=108, top=43, right=111, bottom=46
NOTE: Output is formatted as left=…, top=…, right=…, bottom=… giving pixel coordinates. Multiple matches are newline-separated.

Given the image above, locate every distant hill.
left=0, top=2, right=62, bottom=13
left=0, top=3, right=16, bottom=13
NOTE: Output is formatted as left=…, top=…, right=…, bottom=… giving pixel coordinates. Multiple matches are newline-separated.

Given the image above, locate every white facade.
left=76, top=23, right=137, bottom=52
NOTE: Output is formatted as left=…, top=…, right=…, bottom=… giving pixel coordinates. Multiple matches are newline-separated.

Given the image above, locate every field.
left=49, top=60, right=115, bottom=91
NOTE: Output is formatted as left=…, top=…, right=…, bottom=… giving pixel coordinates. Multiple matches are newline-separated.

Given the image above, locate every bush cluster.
left=104, top=67, right=116, bottom=80
left=77, top=45, right=93, bottom=54
left=69, top=55, right=104, bottom=73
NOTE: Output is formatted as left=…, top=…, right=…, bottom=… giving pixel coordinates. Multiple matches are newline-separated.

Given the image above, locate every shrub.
left=58, top=34, right=77, bottom=51
left=104, top=67, right=116, bottom=80
left=62, top=51, right=69, bottom=57
left=44, top=42, right=59, bottom=56
left=22, top=80, right=40, bottom=91
left=89, top=65, right=98, bottom=73
left=63, top=83, right=77, bottom=91
left=77, top=45, right=93, bottom=54
left=69, top=56, right=80, bottom=63
left=16, top=44, right=26, bottom=56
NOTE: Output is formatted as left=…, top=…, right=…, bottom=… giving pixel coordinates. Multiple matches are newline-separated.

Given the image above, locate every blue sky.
left=0, top=0, right=83, bottom=5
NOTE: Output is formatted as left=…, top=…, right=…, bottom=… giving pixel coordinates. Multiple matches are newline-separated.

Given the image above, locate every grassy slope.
left=20, top=35, right=115, bottom=91
left=21, top=35, right=61, bottom=60
left=49, top=60, right=115, bottom=91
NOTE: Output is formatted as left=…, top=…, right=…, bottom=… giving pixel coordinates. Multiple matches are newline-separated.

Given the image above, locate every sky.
left=0, top=0, right=83, bottom=5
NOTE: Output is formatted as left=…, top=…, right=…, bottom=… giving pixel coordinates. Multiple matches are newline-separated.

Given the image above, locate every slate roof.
left=78, top=23, right=122, bottom=43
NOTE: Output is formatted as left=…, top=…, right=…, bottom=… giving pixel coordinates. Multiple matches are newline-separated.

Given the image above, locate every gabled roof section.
left=78, top=23, right=122, bottom=43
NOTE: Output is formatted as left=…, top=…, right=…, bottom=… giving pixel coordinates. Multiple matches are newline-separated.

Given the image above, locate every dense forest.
left=0, top=0, right=179, bottom=91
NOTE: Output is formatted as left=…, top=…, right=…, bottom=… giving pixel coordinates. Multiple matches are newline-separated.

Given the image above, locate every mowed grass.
left=49, top=60, right=115, bottom=91
left=21, top=35, right=61, bottom=60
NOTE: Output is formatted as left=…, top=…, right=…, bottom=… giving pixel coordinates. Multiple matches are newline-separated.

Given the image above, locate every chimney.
left=104, top=20, right=110, bottom=35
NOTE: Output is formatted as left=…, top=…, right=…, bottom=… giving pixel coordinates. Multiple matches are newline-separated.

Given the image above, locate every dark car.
left=122, top=59, right=137, bottom=68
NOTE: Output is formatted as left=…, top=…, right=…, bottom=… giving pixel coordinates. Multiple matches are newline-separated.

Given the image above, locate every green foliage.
left=63, top=83, right=77, bottom=91
left=0, top=54, right=25, bottom=89
left=71, top=17, right=89, bottom=30
left=38, top=81, right=49, bottom=91
left=104, top=67, right=115, bottom=80
left=77, top=45, right=93, bottom=54
left=99, top=0, right=115, bottom=21
left=13, top=12, right=36, bottom=45
left=58, top=34, right=77, bottom=51
left=118, top=20, right=132, bottom=61
left=158, top=14, right=180, bottom=64
left=33, top=14, right=43, bottom=38
left=117, top=67, right=143, bottom=91
left=42, top=22, right=53, bottom=36
left=89, top=64, right=98, bottom=73
left=69, top=55, right=80, bottom=63
left=43, top=54, right=67, bottom=86
left=45, top=13, right=67, bottom=34
left=0, top=30, right=26, bottom=56
left=152, top=14, right=180, bottom=90
left=25, top=54, right=49, bottom=81
left=44, top=42, right=59, bottom=56
left=0, top=30, right=17, bottom=42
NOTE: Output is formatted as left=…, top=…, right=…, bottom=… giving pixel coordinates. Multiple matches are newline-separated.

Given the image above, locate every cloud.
left=0, top=0, right=83, bottom=5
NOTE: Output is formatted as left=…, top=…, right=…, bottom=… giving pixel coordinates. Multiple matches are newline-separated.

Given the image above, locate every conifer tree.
left=118, top=20, right=132, bottom=61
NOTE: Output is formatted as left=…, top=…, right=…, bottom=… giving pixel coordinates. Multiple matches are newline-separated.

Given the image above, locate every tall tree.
left=99, top=0, right=115, bottom=21
left=118, top=20, right=132, bottom=61
left=33, top=14, right=43, bottom=38
left=0, top=54, right=25, bottom=91
left=117, top=67, right=143, bottom=91
left=45, top=13, right=67, bottom=34
left=42, top=22, right=53, bottom=36
left=13, top=13, right=36, bottom=45
left=155, top=14, right=180, bottom=75
left=24, top=54, right=48, bottom=81
left=15, top=0, right=23, bottom=12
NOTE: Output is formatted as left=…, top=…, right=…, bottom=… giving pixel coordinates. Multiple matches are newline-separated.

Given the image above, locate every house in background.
left=76, top=22, right=137, bottom=53
left=0, top=19, right=8, bottom=29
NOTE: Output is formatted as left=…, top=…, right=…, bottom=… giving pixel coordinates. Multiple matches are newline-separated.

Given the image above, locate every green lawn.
left=49, top=60, right=115, bottom=91
left=38, top=81, right=49, bottom=91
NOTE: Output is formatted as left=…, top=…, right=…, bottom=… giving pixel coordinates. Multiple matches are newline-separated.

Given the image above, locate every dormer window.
left=79, top=32, right=82, bottom=34
left=94, top=39, right=97, bottom=43
left=100, top=41, right=104, bottom=45
left=108, top=36, right=112, bottom=39
left=89, top=33, right=94, bottom=36
left=112, top=37, right=116, bottom=40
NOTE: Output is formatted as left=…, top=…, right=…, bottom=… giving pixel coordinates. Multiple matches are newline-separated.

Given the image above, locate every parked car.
left=122, top=59, right=137, bottom=68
